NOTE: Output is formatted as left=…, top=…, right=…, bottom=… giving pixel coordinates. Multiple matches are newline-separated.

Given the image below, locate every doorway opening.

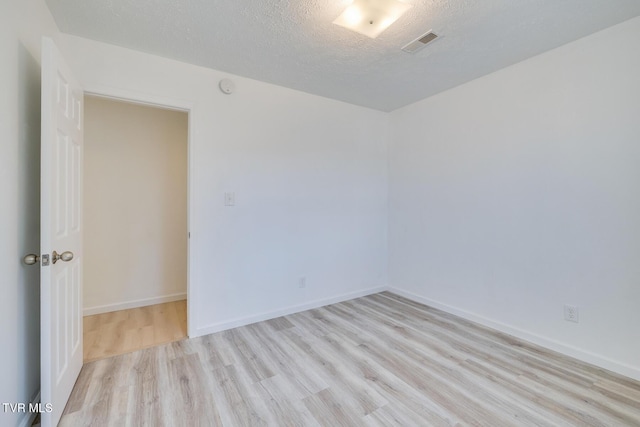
left=81, top=95, right=189, bottom=362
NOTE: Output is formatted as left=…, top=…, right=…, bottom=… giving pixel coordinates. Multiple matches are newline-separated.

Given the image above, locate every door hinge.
left=42, top=254, right=50, bottom=266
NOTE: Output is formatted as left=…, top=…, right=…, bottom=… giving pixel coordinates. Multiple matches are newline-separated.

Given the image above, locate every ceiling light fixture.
left=333, top=0, right=412, bottom=39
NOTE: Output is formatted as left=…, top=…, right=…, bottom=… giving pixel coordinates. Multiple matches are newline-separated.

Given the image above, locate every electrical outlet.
left=299, top=277, right=306, bottom=288
left=564, top=304, right=579, bottom=323
left=224, top=192, right=235, bottom=206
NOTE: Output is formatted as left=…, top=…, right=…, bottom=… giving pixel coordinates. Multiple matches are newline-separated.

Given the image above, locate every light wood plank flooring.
left=83, top=300, right=187, bottom=362
left=63, top=292, right=640, bottom=426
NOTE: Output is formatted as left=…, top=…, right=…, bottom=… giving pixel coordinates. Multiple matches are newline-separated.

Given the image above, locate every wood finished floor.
left=83, top=300, right=187, bottom=362
left=62, top=292, right=640, bottom=426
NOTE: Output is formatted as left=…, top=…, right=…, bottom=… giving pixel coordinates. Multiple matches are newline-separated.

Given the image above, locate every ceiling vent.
left=401, top=30, right=438, bottom=54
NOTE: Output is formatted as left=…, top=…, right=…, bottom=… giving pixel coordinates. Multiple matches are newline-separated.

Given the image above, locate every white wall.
left=83, top=97, right=188, bottom=314
left=0, top=1, right=61, bottom=426
left=389, top=17, right=640, bottom=380
left=57, top=34, right=389, bottom=336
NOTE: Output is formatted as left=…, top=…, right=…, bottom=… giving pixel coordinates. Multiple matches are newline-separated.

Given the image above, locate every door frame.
left=83, top=84, right=195, bottom=338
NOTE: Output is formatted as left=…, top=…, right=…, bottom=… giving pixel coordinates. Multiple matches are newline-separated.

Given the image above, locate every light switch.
left=224, top=192, right=235, bottom=206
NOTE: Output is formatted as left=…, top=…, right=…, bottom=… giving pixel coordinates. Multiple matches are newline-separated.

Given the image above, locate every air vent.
left=401, top=30, right=438, bottom=54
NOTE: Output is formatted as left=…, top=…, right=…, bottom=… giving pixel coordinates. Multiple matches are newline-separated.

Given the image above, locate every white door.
left=40, top=37, right=83, bottom=427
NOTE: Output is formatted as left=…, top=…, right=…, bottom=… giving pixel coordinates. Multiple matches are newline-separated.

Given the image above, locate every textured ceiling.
left=46, top=0, right=640, bottom=111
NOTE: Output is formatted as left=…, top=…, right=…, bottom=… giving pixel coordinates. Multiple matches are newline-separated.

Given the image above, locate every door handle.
left=23, top=251, right=73, bottom=265
left=23, top=254, right=39, bottom=265
left=53, top=250, right=74, bottom=264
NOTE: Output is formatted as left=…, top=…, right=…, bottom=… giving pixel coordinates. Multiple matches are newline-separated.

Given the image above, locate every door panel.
left=41, top=37, right=83, bottom=427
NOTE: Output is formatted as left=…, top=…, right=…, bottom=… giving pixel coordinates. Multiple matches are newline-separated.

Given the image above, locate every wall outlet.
left=564, top=304, right=579, bottom=323
left=299, top=277, right=306, bottom=288
left=224, top=192, right=235, bottom=206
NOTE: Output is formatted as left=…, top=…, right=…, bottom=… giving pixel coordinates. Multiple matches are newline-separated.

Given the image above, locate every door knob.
left=52, top=250, right=74, bottom=264
left=23, top=254, right=39, bottom=265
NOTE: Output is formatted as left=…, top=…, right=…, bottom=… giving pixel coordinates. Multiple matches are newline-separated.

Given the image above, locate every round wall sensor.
left=219, top=79, right=235, bottom=95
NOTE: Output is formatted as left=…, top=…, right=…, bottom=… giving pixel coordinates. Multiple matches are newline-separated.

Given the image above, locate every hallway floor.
left=83, top=300, right=187, bottom=362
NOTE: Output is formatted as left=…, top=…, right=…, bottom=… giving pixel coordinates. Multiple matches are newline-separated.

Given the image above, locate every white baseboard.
left=18, top=390, right=40, bottom=427
left=194, top=286, right=387, bottom=337
left=83, top=292, right=187, bottom=316
left=388, top=287, right=640, bottom=382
